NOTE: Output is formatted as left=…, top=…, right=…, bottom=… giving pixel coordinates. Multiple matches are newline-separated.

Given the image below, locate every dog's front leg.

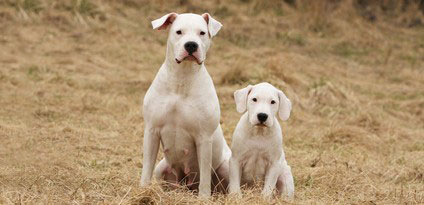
left=228, top=157, right=242, bottom=195
left=140, top=126, right=160, bottom=187
left=261, top=162, right=281, bottom=198
left=278, top=162, right=294, bottom=198
left=196, top=136, right=212, bottom=197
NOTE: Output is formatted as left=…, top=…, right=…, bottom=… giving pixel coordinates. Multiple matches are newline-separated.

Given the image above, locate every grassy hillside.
left=0, top=0, right=423, bottom=204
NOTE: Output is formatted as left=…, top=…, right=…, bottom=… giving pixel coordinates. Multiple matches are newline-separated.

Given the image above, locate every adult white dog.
left=229, top=82, right=294, bottom=198
left=140, top=13, right=231, bottom=197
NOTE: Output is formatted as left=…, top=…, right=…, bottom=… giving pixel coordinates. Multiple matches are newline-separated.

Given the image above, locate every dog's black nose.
left=257, top=113, right=268, bottom=123
left=184, top=41, right=198, bottom=55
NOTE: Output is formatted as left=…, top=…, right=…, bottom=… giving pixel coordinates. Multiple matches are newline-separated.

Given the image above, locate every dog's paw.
left=261, top=190, right=273, bottom=199
left=139, top=181, right=147, bottom=188
left=282, top=170, right=295, bottom=199
left=284, top=181, right=294, bottom=199
left=139, top=178, right=151, bottom=188
left=229, top=184, right=242, bottom=197
left=228, top=191, right=243, bottom=200
left=198, top=187, right=211, bottom=198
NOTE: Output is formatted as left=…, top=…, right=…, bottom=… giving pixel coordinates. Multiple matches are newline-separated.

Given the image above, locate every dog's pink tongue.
left=185, top=56, right=196, bottom=61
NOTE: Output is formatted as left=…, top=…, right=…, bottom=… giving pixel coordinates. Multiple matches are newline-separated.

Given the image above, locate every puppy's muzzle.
left=257, top=113, right=268, bottom=124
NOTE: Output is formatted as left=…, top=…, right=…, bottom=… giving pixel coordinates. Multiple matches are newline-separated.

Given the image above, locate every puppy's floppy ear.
left=151, top=13, right=178, bottom=30
left=278, top=90, right=292, bottom=121
left=234, top=85, right=252, bottom=113
left=202, top=13, right=223, bottom=38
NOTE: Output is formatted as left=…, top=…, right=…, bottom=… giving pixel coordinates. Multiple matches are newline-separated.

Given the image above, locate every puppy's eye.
left=252, top=98, right=257, bottom=102
left=200, top=31, right=206, bottom=35
left=176, top=30, right=182, bottom=35
left=271, top=100, right=276, bottom=104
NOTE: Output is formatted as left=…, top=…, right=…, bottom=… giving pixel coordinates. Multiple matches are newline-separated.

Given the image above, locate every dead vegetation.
left=0, top=0, right=423, bottom=204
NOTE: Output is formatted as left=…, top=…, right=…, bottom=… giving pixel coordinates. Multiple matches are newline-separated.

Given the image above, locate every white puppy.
left=140, top=13, right=231, bottom=197
left=229, top=82, right=294, bottom=198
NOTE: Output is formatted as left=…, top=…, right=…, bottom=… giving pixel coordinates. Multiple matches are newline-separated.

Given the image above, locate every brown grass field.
left=1, top=0, right=424, bottom=204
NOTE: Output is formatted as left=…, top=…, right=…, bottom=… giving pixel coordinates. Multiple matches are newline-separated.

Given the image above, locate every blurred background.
left=0, top=0, right=423, bottom=204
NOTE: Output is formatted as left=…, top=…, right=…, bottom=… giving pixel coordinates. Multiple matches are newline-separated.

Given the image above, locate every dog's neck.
left=161, top=43, right=204, bottom=94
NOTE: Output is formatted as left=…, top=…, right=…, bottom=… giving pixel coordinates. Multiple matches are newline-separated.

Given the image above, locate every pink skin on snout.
left=175, top=50, right=202, bottom=65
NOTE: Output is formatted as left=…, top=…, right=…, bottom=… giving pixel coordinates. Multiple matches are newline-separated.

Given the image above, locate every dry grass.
left=1, top=0, right=424, bottom=204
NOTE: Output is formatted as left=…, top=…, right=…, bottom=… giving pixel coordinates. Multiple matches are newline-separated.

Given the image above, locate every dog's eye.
left=176, top=30, right=182, bottom=35
left=252, top=98, right=257, bottom=102
left=271, top=100, right=276, bottom=104
left=200, top=31, right=206, bottom=36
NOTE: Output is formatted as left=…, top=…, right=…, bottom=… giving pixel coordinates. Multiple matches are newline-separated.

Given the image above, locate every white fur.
left=229, top=83, right=294, bottom=198
left=140, top=13, right=230, bottom=197
left=201, top=13, right=223, bottom=37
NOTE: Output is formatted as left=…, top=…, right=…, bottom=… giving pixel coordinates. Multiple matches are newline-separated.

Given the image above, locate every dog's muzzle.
left=175, top=42, right=203, bottom=65
left=184, top=41, right=198, bottom=55
left=175, top=55, right=202, bottom=65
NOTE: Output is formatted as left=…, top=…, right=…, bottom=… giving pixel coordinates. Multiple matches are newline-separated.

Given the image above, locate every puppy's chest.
left=239, top=140, right=279, bottom=182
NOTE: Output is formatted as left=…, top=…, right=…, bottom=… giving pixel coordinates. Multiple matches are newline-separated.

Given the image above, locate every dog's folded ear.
left=202, top=13, right=223, bottom=38
left=234, top=85, right=252, bottom=113
left=278, top=90, right=292, bottom=121
left=152, top=13, right=178, bottom=30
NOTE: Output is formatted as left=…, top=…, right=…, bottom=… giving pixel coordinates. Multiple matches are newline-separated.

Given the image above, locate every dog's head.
left=152, top=13, right=222, bottom=65
left=234, top=83, right=291, bottom=127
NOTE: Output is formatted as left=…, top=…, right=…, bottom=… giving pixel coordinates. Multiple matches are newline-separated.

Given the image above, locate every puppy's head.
left=234, top=83, right=291, bottom=127
left=151, top=13, right=222, bottom=65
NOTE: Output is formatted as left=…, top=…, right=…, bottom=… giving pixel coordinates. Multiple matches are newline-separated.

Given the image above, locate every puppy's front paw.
left=229, top=191, right=242, bottom=200
left=229, top=185, right=241, bottom=194
left=139, top=179, right=150, bottom=188
left=261, top=190, right=273, bottom=199
left=282, top=171, right=294, bottom=199
left=284, top=181, right=294, bottom=199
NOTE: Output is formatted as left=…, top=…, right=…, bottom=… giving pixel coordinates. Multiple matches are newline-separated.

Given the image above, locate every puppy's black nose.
left=257, top=113, right=268, bottom=123
left=184, top=41, right=198, bottom=55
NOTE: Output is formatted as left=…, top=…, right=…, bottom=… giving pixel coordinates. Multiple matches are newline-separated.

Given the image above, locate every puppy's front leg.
left=140, top=126, right=160, bottom=187
left=280, top=162, right=295, bottom=198
left=261, top=162, right=281, bottom=198
left=197, top=137, right=212, bottom=197
left=228, top=157, right=242, bottom=194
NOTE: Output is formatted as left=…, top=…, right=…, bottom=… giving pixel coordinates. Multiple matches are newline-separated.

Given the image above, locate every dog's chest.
left=145, top=91, right=216, bottom=166
left=148, top=93, right=212, bottom=130
left=239, top=139, right=279, bottom=182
